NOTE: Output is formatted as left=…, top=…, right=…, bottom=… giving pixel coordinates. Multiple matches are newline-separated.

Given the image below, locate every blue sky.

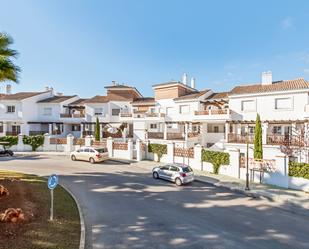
left=1, top=0, right=309, bottom=97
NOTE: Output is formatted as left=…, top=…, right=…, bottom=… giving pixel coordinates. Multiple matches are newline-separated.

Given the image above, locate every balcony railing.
left=267, top=135, right=304, bottom=147
left=228, top=133, right=254, bottom=144
left=60, top=113, right=85, bottom=118
left=195, top=109, right=229, bottom=115
left=148, top=132, right=164, bottom=139
left=29, top=131, right=47, bottom=136
left=120, top=113, right=133, bottom=117
left=167, top=133, right=184, bottom=140
left=6, top=131, right=19, bottom=136
left=120, top=112, right=165, bottom=118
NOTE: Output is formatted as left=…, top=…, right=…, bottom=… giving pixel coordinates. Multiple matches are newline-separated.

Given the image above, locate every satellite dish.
left=107, top=127, right=118, bottom=134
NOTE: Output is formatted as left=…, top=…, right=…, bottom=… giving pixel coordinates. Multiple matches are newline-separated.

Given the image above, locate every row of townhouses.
left=1, top=71, right=309, bottom=161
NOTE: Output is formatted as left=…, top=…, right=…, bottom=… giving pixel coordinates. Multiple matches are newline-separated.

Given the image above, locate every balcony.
left=148, top=132, right=164, bottom=139
left=29, top=131, right=47, bottom=136
left=167, top=133, right=183, bottom=140
left=6, top=131, right=19, bottom=136
left=195, top=109, right=230, bottom=115
left=228, top=133, right=254, bottom=144
left=267, top=135, right=304, bottom=147
left=60, top=113, right=85, bottom=118
left=119, top=112, right=165, bottom=120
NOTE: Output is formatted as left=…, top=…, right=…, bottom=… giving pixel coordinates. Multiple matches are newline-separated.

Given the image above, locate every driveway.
left=0, top=155, right=309, bottom=249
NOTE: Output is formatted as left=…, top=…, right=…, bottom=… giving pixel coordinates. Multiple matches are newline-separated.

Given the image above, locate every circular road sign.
left=48, top=174, right=58, bottom=190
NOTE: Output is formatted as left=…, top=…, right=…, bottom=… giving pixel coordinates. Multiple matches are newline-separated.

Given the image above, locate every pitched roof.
left=84, top=95, right=109, bottom=103
left=230, top=78, right=309, bottom=95
left=0, top=92, right=46, bottom=101
left=206, top=92, right=229, bottom=100
left=131, top=97, right=155, bottom=105
left=37, top=95, right=76, bottom=103
left=152, top=81, right=197, bottom=91
left=105, top=84, right=143, bottom=97
left=174, top=90, right=210, bottom=101
left=68, top=98, right=88, bottom=106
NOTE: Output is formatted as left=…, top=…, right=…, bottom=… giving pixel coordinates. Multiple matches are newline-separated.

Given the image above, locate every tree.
left=95, top=117, right=100, bottom=141
left=254, top=113, right=263, bottom=160
left=0, top=33, right=20, bottom=83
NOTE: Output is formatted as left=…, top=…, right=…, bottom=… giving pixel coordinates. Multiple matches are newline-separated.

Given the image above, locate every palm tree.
left=0, top=33, right=20, bottom=83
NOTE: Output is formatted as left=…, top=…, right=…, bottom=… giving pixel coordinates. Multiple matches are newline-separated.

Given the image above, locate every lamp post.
left=245, top=126, right=250, bottom=191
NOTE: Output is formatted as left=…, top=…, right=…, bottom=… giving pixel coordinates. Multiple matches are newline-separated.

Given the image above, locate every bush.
left=289, top=162, right=309, bottom=180
left=202, top=149, right=230, bottom=174
left=0, top=136, right=18, bottom=149
left=23, top=135, right=44, bottom=151
left=148, top=143, right=167, bottom=162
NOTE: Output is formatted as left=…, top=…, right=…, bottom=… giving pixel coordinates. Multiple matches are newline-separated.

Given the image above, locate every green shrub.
left=202, top=149, right=230, bottom=174
left=289, top=162, right=309, bottom=180
left=148, top=143, right=167, bottom=162
left=95, top=117, right=100, bottom=141
left=23, top=135, right=44, bottom=151
left=0, top=136, right=18, bottom=149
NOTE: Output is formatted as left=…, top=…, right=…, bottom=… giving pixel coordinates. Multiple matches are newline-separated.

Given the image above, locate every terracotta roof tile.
left=230, top=78, right=309, bottom=95
left=84, top=95, right=109, bottom=103
left=206, top=92, right=229, bottom=100
left=131, top=97, right=155, bottom=105
left=174, top=90, right=210, bottom=101
left=1, top=92, right=46, bottom=101
left=37, top=95, right=76, bottom=103
left=69, top=98, right=88, bottom=106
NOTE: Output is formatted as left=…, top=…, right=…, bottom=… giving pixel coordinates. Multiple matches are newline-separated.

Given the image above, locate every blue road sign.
left=48, top=174, right=58, bottom=190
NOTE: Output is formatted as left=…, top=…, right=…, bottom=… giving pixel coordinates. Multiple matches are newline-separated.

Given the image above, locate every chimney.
left=6, top=84, right=12, bottom=95
left=190, top=77, right=196, bottom=89
left=112, top=81, right=116, bottom=86
left=261, top=71, right=272, bottom=85
left=182, top=73, right=187, bottom=85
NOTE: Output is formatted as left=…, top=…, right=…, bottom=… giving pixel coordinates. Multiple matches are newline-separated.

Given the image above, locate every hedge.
left=148, top=143, right=167, bottom=162
left=202, top=149, right=230, bottom=174
left=23, top=135, right=45, bottom=151
left=289, top=162, right=309, bottom=180
left=0, top=136, right=18, bottom=149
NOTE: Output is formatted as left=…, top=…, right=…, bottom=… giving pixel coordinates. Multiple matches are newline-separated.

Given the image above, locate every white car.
left=152, top=164, right=194, bottom=186
left=70, top=146, right=108, bottom=164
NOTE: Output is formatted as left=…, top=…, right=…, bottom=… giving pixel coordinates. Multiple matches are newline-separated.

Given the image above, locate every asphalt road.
left=0, top=155, right=309, bottom=249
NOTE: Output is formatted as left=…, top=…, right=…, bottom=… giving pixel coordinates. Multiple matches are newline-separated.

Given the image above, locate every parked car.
left=70, top=146, right=108, bottom=164
left=152, top=164, right=194, bottom=186
left=0, top=149, right=14, bottom=157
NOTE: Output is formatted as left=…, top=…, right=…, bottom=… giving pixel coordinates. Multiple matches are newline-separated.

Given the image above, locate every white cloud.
left=281, top=17, right=293, bottom=29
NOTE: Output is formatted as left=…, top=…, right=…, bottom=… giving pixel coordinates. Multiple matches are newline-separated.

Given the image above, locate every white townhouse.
left=0, top=89, right=53, bottom=136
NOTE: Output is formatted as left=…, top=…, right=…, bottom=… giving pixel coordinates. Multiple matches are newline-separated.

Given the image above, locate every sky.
left=1, top=0, right=309, bottom=97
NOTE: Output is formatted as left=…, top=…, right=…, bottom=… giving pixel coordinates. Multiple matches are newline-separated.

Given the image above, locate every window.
left=94, top=108, right=103, bottom=115
left=7, top=106, right=15, bottom=113
left=248, top=126, right=255, bottom=134
left=273, top=126, right=282, bottom=135
left=275, top=97, right=292, bottom=110
left=170, top=166, right=179, bottom=172
left=43, top=107, right=52, bottom=116
left=149, top=108, right=155, bottom=113
left=112, top=109, right=120, bottom=116
left=179, top=105, right=190, bottom=114
left=0, top=123, right=3, bottom=133
left=241, top=100, right=255, bottom=111
left=160, top=165, right=170, bottom=170
left=84, top=148, right=90, bottom=153
left=214, top=126, right=219, bottom=133
left=166, top=107, right=175, bottom=115
left=72, top=124, right=81, bottom=131
left=150, top=124, right=157, bottom=129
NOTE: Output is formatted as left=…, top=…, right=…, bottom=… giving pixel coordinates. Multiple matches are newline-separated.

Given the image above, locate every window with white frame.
left=6, top=105, right=15, bottom=113
left=241, top=100, right=255, bottom=111
left=94, top=107, right=103, bottom=116
left=179, top=105, right=190, bottom=114
left=273, top=126, right=282, bottom=135
left=0, top=122, right=3, bottom=133
left=150, top=123, right=157, bottom=129
left=112, top=108, right=120, bottom=116
left=166, top=107, right=175, bottom=115
left=43, top=107, right=52, bottom=116
left=275, top=97, right=292, bottom=110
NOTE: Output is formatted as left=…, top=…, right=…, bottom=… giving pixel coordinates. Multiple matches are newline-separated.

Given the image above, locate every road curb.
left=195, top=176, right=309, bottom=217
left=60, top=183, right=86, bottom=249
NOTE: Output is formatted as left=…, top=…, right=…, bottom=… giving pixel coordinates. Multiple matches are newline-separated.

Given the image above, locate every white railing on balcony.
left=60, top=113, right=85, bottom=118
left=195, top=109, right=230, bottom=115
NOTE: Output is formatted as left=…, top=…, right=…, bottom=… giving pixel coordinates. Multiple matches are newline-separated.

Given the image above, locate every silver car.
left=152, top=164, right=194, bottom=186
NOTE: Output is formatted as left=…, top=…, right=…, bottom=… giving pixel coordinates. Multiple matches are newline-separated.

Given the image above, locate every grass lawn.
left=0, top=170, right=80, bottom=249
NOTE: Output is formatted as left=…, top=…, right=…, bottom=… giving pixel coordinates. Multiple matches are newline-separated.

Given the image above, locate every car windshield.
left=96, top=148, right=106, bottom=153
left=182, top=166, right=193, bottom=172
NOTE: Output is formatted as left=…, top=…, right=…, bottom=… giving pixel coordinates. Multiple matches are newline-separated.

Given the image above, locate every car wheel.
left=89, top=157, right=95, bottom=164
left=175, top=178, right=182, bottom=186
left=153, top=172, right=159, bottom=179
left=71, top=155, right=76, bottom=161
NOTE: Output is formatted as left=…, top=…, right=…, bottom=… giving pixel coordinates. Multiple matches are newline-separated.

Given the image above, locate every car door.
left=158, top=165, right=170, bottom=179
left=83, top=148, right=90, bottom=160
left=168, top=166, right=179, bottom=181
left=75, top=149, right=83, bottom=160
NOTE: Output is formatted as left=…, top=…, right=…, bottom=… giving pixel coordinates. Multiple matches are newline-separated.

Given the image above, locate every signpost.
left=47, top=174, right=58, bottom=221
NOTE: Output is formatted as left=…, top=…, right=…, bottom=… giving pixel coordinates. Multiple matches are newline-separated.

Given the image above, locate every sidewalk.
left=133, top=160, right=309, bottom=217
left=14, top=151, right=69, bottom=156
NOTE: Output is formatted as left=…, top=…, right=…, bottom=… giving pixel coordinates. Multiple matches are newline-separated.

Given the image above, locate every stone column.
left=80, top=123, right=84, bottom=138
left=107, top=137, right=113, bottom=158
left=167, top=142, right=174, bottom=163
left=127, top=139, right=133, bottom=160
left=66, top=134, right=74, bottom=152
left=184, top=123, right=188, bottom=141
left=3, top=123, right=7, bottom=135
left=49, top=123, right=53, bottom=134
left=43, top=133, right=51, bottom=151
left=225, top=122, right=229, bottom=142
left=163, top=123, right=167, bottom=140
left=228, top=148, right=240, bottom=178
left=85, top=135, right=92, bottom=146
left=193, top=144, right=202, bottom=170
left=136, top=139, right=142, bottom=161
left=262, top=122, right=268, bottom=145
left=17, top=134, right=24, bottom=151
